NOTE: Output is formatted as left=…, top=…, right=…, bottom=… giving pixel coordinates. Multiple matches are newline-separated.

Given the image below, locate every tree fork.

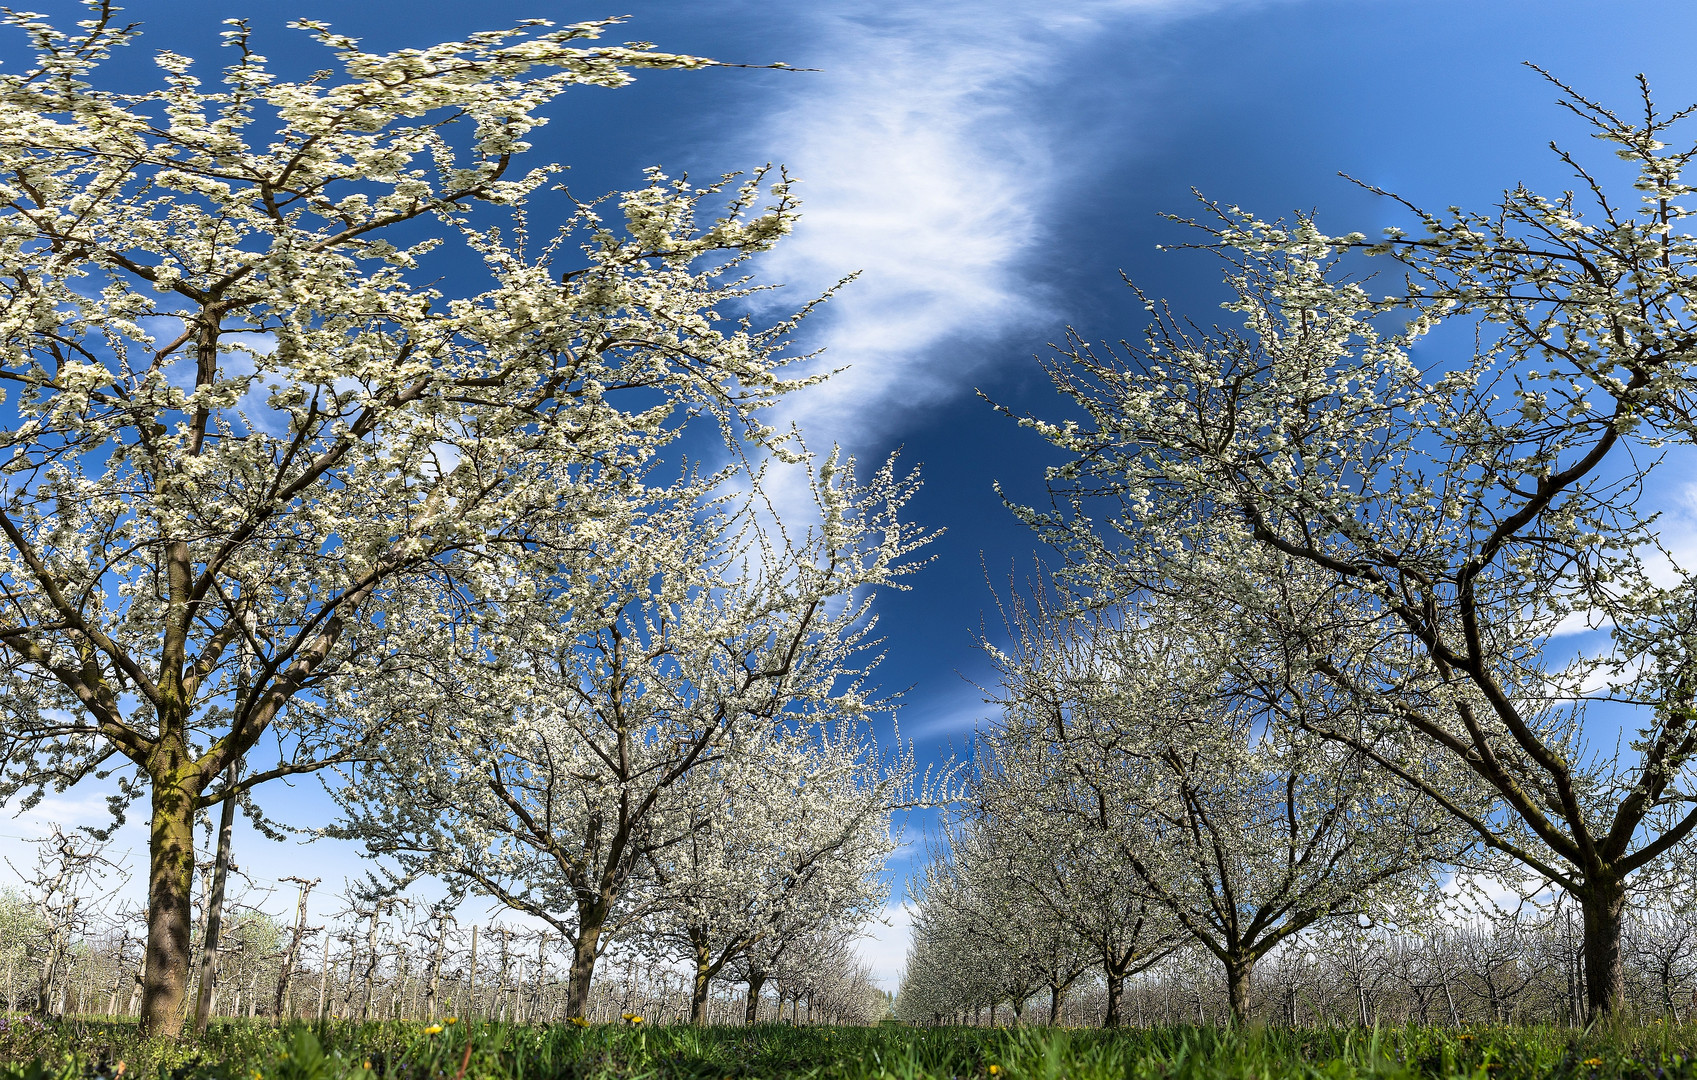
left=273, top=876, right=319, bottom=1022
left=744, top=969, right=767, bottom=1024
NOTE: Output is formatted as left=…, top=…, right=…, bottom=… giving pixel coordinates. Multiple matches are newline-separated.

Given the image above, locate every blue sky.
left=6, top=0, right=1697, bottom=990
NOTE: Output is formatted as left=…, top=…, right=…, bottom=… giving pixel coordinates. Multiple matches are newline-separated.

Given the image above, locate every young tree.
left=771, top=933, right=886, bottom=1025
left=966, top=728, right=1179, bottom=1026
left=980, top=592, right=1452, bottom=1022
left=908, top=825, right=1084, bottom=1025
left=971, top=583, right=1185, bottom=1026
left=1014, top=76, right=1697, bottom=1016
left=1625, top=882, right=1697, bottom=1019
left=646, top=724, right=901, bottom=1024
left=271, top=875, right=319, bottom=1021
left=0, top=6, right=817, bottom=1033
left=6, top=824, right=125, bottom=1014
left=332, top=453, right=930, bottom=1020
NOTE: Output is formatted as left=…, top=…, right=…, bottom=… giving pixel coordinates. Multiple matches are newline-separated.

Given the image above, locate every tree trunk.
left=690, top=937, right=712, bottom=1025
left=531, top=933, right=548, bottom=1024
left=316, top=931, right=330, bottom=1020
left=341, top=937, right=358, bottom=1018
left=564, top=916, right=604, bottom=1019
left=140, top=768, right=198, bottom=1036
left=194, top=762, right=240, bottom=1031
left=425, top=915, right=447, bottom=1021
left=54, top=958, right=72, bottom=1015
left=1581, top=883, right=1628, bottom=1019
left=744, top=970, right=766, bottom=1025
left=467, top=925, right=479, bottom=1018
left=1225, top=955, right=1253, bottom=1024
left=359, top=907, right=384, bottom=1021
left=36, top=932, right=65, bottom=1015
left=1047, top=982, right=1064, bottom=1026
left=494, top=931, right=511, bottom=1022
left=1104, top=970, right=1126, bottom=1027
left=273, top=878, right=316, bottom=1023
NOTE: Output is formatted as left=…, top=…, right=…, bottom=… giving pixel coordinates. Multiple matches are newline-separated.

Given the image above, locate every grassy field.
left=2, top=1017, right=1696, bottom=1080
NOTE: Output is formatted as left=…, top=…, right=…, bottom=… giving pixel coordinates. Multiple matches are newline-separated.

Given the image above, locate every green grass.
left=2, top=1017, right=1697, bottom=1080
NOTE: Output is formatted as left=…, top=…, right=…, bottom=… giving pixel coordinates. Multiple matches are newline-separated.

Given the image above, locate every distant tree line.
left=898, top=884, right=1697, bottom=1027
left=0, top=827, right=888, bottom=1026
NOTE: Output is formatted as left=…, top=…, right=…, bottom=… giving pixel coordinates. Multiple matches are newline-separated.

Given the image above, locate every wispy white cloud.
left=742, top=0, right=1271, bottom=450
left=906, top=690, right=993, bottom=742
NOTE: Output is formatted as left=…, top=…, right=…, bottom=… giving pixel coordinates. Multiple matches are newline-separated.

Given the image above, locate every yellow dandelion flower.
left=446, top=1017, right=457, bottom=1025
left=1583, top=1060, right=1604, bottom=1068
left=568, top=1016, right=590, bottom=1028
left=988, top=1067, right=1001, bottom=1076
left=424, top=1025, right=443, bottom=1035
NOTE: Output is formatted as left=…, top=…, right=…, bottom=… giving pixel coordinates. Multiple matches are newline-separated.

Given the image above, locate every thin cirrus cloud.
left=746, top=0, right=1276, bottom=989
left=737, top=0, right=1271, bottom=450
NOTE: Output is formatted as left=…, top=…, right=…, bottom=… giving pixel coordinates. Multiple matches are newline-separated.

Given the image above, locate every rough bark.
left=1104, top=970, right=1125, bottom=1028
left=690, top=942, right=713, bottom=1026
left=1582, top=882, right=1628, bottom=1019
left=140, top=765, right=198, bottom=1036
left=193, top=763, right=239, bottom=1031
left=564, top=917, right=603, bottom=1019
left=1225, top=955, right=1253, bottom=1024
left=744, top=970, right=767, bottom=1025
